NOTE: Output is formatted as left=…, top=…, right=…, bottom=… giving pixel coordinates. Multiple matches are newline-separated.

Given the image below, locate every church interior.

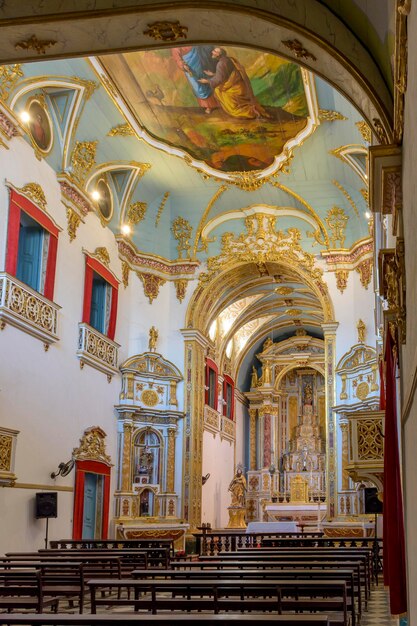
left=0, top=1, right=415, bottom=623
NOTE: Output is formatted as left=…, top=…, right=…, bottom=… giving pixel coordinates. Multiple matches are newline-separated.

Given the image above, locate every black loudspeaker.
left=364, top=487, right=383, bottom=514
left=35, top=492, right=58, bottom=518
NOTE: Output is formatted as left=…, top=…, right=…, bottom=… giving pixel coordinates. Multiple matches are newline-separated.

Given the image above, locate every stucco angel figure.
left=228, top=466, right=247, bottom=507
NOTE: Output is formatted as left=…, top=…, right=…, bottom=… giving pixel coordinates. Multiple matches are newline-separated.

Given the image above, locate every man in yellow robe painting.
left=199, top=47, right=270, bottom=119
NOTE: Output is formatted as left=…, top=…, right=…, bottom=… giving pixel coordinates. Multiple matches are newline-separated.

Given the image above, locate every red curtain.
left=5, top=199, right=21, bottom=275
left=223, top=374, right=235, bottom=420
left=82, top=260, right=94, bottom=324
left=107, top=285, right=118, bottom=341
left=44, top=234, right=58, bottom=301
left=383, top=330, right=407, bottom=615
left=72, top=460, right=111, bottom=540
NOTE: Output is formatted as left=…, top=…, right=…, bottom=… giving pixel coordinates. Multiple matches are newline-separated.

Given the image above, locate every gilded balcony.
left=0, top=272, right=60, bottom=348
left=77, top=322, right=120, bottom=381
left=346, top=409, right=384, bottom=490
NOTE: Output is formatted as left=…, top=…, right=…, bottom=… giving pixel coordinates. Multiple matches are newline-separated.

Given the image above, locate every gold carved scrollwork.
left=357, top=419, right=384, bottom=460
left=141, top=389, right=159, bottom=407
left=340, top=374, right=348, bottom=400
left=326, top=207, right=349, bottom=248
left=155, top=191, right=170, bottom=227
left=335, top=269, right=349, bottom=294
left=356, top=259, right=373, bottom=289
left=166, top=429, right=176, bottom=492
left=319, top=109, right=347, bottom=122
left=73, top=426, right=112, bottom=466
left=122, top=422, right=134, bottom=492
left=127, top=202, right=147, bottom=225
left=121, top=262, right=130, bottom=288
left=66, top=208, right=81, bottom=242
left=356, top=121, right=372, bottom=143
left=0, top=436, right=12, bottom=471
left=137, top=273, right=166, bottom=304
left=379, top=247, right=406, bottom=343
left=108, top=123, right=135, bottom=137
left=249, top=409, right=257, bottom=471
left=144, top=21, right=188, bottom=42
left=71, top=141, right=97, bottom=185
left=17, top=183, right=47, bottom=211
left=172, top=217, right=192, bottom=259
left=93, top=247, right=110, bottom=267
left=0, top=65, right=24, bottom=101
left=174, top=279, right=187, bottom=303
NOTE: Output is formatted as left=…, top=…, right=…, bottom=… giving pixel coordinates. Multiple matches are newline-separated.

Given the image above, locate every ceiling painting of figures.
left=98, top=45, right=318, bottom=182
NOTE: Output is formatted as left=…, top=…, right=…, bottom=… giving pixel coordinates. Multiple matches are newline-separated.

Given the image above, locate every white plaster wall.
left=201, top=431, right=235, bottom=528
left=401, top=3, right=417, bottom=620
left=0, top=135, right=129, bottom=554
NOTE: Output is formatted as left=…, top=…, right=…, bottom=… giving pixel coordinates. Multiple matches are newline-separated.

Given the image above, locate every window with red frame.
left=205, top=358, right=218, bottom=410
left=223, top=375, right=235, bottom=420
left=82, top=255, right=118, bottom=340
left=5, top=187, right=59, bottom=300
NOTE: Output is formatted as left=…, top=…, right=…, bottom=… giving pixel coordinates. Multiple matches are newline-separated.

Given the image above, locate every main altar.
left=245, top=333, right=327, bottom=524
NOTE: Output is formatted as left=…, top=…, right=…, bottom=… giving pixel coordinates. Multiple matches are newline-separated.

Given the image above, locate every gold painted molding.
left=6, top=482, right=73, bottom=492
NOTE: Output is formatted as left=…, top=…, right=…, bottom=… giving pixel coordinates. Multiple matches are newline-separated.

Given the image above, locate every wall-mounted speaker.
left=364, top=487, right=383, bottom=514
left=35, top=492, right=58, bottom=518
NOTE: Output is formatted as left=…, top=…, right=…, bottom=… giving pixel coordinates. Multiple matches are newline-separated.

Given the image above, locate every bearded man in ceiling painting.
left=199, top=47, right=270, bottom=120
left=171, top=46, right=218, bottom=114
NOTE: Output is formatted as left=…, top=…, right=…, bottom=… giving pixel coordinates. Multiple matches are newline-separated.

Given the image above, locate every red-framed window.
left=223, top=374, right=235, bottom=420
left=205, top=358, right=218, bottom=410
left=72, top=459, right=111, bottom=540
left=5, top=188, right=59, bottom=300
left=82, top=254, right=119, bottom=340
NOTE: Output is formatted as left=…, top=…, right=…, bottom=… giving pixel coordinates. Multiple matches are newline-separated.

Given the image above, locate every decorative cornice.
left=116, top=237, right=198, bottom=280
left=0, top=104, right=21, bottom=141
left=322, top=239, right=373, bottom=269
left=58, top=174, right=94, bottom=217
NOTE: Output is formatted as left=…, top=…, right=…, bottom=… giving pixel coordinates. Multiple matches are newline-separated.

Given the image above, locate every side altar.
left=114, top=328, right=188, bottom=548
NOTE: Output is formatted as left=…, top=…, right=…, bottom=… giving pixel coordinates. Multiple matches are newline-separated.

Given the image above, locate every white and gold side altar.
left=114, top=328, right=188, bottom=548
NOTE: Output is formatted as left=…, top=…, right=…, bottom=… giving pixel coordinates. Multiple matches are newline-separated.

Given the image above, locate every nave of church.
left=0, top=1, right=415, bottom=624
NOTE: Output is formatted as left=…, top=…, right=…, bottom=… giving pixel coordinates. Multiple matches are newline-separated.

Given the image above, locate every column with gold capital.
left=166, top=428, right=176, bottom=493
left=249, top=408, right=257, bottom=470
left=322, top=322, right=339, bottom=520
left=121, top=420, right=135, bottom=492
left=340, top=420, right=350, bottom=491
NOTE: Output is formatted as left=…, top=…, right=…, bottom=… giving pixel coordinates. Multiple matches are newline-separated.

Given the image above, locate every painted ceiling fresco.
left=99, top=46, right=315, bottom=178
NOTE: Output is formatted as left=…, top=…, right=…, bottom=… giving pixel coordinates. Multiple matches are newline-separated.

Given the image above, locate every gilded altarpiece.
left=334, top=341, right=382, bottom=519
left=115, top=351, right=188, bottom=546
left=246, top=333, right=327, bottom=523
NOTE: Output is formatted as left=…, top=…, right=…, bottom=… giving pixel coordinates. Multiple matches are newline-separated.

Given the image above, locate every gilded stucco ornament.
left=121, top=261, right=130, bottom=288
left=108, top=123, right=135, bottom=137
left=17, top=183, right=47, bottom=211
left=356, top=121, right=371, bottom=143
left=93, top=247, right=110, bottom=267
left=15, top=35, right=57, bottom=55
left=66, top=207, right=81, bottom=242
left=282, top=39, right=317, bottom=61
left=172, top=216, right=192, bottom=259
left=70, top=141, right=97, bottom=185
left=372, top=119, right=389, bottom=145
left=174, top=279, right=187, bottom=303
left=137, top=272, right=166, bottom=304
left=72, top=426, right=112, bottom=466
left=332, top=181, right=360, bottom=218
left=127, top=202, right=147, bottom=225
left=356, top=258, right=373, bottom=289
left=143, top=21, right=188, bottom=42
left=0, top=65, right=24, bottom=101
left=319, top=109, right=347, bottom=122
left=155, top=191, right=170, bottom=227
left=325, top=207, right=349, bottom=248
left=335, top=269, right=349, bottom=294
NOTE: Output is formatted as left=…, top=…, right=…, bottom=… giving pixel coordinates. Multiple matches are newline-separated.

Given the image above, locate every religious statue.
left=250, top=366, right=258, bottom=389
left=357, top=319, right=366, bottom=344
left=262, top=363, right=272, bottom=385
left=148, top=326, right=158, bottom=352
left=228, top=467, right=247, bottom=507
left=263, top=337, right=273, bottom=351
left=304, top=382, right=313, bottom=405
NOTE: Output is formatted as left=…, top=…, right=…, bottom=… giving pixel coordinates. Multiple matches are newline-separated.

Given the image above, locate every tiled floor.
left=362, top=583, right=401, bottom=626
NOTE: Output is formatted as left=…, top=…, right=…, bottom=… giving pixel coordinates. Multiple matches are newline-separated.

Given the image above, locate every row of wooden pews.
left=0, top=535, right=376, bottom=625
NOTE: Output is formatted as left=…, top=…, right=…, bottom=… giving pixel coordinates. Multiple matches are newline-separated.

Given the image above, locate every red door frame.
left=72, top=459, right=111, bottom=540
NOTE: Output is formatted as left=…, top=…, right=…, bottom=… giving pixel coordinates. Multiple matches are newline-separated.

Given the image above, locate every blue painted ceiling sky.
left=8, top=47, right=370, bottom=263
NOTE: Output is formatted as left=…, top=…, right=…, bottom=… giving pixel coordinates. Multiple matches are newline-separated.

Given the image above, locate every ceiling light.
left=121, top=224, right=131, bottom=236
left=365, top=211, right=371, bottom=219
left=20, top=111, right=30, bottom=123
left=91, top=190, right=100, bottom=201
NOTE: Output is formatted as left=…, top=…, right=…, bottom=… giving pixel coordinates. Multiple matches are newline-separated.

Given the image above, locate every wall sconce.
left=50, top=459, right=74, bottom=479
left=202, top=473, right=211, bottom=485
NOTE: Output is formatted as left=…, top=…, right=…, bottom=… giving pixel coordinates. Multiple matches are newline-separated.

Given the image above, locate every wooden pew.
left=131, top=567, right=357, bottom=626
left=4, top=551, right=150, bottom=571
left=86, top=577, right=348, bottom=624
left=0, top=571, right=60, bottom=613
left=0, top=613, right=331, bottom=625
